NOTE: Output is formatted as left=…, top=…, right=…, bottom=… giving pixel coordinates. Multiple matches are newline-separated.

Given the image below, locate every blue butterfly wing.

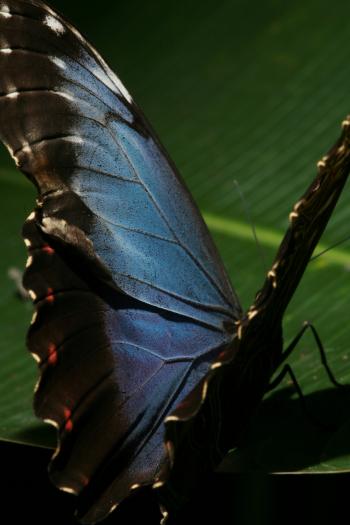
left=0, top=0, right=241, bottom=521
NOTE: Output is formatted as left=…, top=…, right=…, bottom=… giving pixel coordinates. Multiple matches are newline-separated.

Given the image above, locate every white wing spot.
left=44, top=15, right=65, bottom=35
left=58, top=91, right=75, bottom=102
left=26, top=255, right=33, bottom=268
left=247, top=308, right=259, bottom=320
left=59, top=486, right=78, bottom=495
left=0, top=48, right=11, bottom=54
left=152, top=481, right=164, bottom=489
left=0, top=5, right=11, bottom=18
left=50, top=56, right=66, bottom=70
left=43, top=418, right=59, bottom=429
left=201, top=380, right=208, bottom=401
left=24, top=238, right=31, bottom=248
left=267, top=269, right=277, bottom=288
left=68, top=136, right=84, bottom=144
left=32, top=353, right=41, bottom=364
left=3, top=141, right=14, bottom=157
left=27, top=211, right=36, bottom=221
left=21, top=141, right=32, bottom=154
left=289, top=211, right=298, bottom=222
left=34, top=377, right=41, bottom=393
left=109, top=503, right=118, bottom=514
left=160, top=507, right=169, bottom=525
left=28, top=290, right=37, bottom=301
left=7, top=91, right=19, bottom=99
left=165, top=415, right=180, bottom=422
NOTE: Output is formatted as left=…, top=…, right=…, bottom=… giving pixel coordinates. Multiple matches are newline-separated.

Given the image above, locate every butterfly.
left=0, top=1, right=350, bottom=523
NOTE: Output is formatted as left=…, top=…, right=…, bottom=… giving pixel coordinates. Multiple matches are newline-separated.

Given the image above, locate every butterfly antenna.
left=311, top=234, right=350, bottom=262
left=233, top=179, right=268, bottom=273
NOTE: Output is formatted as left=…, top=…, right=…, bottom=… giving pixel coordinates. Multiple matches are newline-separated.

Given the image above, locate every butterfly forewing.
left=0, top=0, right=239, bottom=326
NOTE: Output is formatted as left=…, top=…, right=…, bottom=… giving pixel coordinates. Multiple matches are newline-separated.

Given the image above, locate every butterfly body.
left=159, top=146, right=350, bottom=510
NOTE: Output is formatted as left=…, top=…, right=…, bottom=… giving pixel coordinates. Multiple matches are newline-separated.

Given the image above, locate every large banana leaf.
left=1, top=0, right=350, bottom=475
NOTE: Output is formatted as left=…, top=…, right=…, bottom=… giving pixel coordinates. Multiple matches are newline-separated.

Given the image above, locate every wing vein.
left=115, top=135, right=234, bottom=311
left=110, top=268, right=232, bottom=318
left=0, top=49, right=121, bottom=113
left=109, top=340, right=195, bottom=363
left=13, top=133, right=83, bottom=155
left=87, top=211, right=175, bottom=244
left=68, top=367, right=115, bottom=421
left=0, top=11, right=126, bottom=100
left=130, top=362, right=193, bottom=462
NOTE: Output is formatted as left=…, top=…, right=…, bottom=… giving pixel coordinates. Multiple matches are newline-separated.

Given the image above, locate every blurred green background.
left=1, top=0, right=350, bottom=522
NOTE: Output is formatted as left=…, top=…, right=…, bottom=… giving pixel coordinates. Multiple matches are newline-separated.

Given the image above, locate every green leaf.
left=1, top=0, right=350, bottom=472
left=0, top=172, right=55, bottom=448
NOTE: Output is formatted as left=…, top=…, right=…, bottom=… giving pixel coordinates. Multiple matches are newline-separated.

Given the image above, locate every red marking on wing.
left=65, top=419, right=73, bottom=432
left=42, top=244, right=55, bottom=255
left=63, top=407, right=73, bottom=432
left=46, top=287, right=55, bottom=303
left=48, top=343, right=58, bottom=366
left=63, top=408, right=72, bottom=419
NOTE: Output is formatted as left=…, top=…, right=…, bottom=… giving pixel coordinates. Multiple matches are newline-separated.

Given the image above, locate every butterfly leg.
left=276, top=321, right=342, bottom=388
left=267, top=363, right=303, bottom=397
left=267, top=363, right=335, bottom=430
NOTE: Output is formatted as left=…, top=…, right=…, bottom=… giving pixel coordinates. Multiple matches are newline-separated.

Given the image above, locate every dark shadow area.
left=2, top=440, right=350, bottom=525
left=0, top=440, right=161, bottom=524
left=220, top=384, right=350, bottom=473
left=12, top=422, right=56, bottom=449
left=166, top=470, right=350, bottom=525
